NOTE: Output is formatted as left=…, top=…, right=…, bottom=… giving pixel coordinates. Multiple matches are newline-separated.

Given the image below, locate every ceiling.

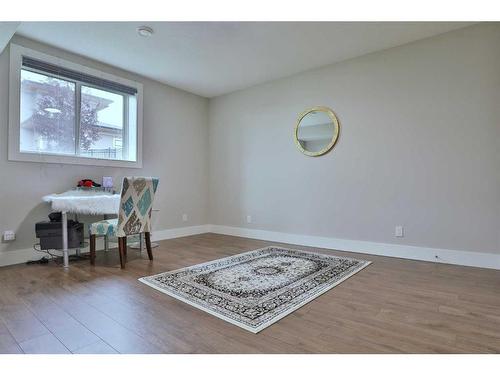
left=12, top=22, right=473, bottom=98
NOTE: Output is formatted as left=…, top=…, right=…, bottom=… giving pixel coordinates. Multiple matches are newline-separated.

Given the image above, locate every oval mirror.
left=294, top=106, right=340, bottom=157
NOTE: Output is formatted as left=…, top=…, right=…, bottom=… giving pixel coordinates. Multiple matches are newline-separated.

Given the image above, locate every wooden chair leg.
left=123, top=236, right=127, bottom=262
left=90, top=235, right=96, bottom=265
left=118, top=237, right=126, bottom=269
left=144, top=232, right=153, bottom=261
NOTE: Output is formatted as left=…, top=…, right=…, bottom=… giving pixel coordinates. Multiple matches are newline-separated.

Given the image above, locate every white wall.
left=208, top=23, right=500, bottom=257
left=0, top=35, right=209, bottom=265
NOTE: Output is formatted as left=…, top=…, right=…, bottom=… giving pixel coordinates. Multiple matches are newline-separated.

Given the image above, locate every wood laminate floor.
left=0, top=233, right=499, bottom=354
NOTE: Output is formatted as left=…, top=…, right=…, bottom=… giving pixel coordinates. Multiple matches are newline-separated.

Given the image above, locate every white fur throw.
left=43, top=190, right=120, bottom=215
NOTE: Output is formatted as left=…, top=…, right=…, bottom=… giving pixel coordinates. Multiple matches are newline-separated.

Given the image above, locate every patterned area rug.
left=139, top=247, right=371, bottom=333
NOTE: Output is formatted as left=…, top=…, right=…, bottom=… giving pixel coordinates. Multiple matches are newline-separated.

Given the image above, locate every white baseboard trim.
left=0, top=247, right=46, bottom=267
left=152, top=225, right=211, bottom=242
left=0, top=241, right=98, bottom=267
left=2, top=224, right=498, bottom=270
left=208, top=225, right=500, bottom=270
left=0, top=225, right=211, bottom=267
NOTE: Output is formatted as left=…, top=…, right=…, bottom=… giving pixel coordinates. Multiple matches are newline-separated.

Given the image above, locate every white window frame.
left=8, top=43, right=143, bottom=168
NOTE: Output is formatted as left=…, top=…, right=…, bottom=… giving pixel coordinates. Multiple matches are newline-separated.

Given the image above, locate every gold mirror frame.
left=294, top=106, right=340, bottom=157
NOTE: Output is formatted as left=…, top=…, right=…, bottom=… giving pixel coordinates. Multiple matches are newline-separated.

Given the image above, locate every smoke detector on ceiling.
left=137, top=26, right=154, bottom=37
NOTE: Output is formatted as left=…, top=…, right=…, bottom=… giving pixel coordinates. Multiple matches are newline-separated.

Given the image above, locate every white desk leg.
left=75, top=214, right=81, bottom=257
left=62, top=211, right=69, bottom=268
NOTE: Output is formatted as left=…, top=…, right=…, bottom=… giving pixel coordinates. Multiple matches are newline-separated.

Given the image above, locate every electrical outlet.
left=246, top=215, right=252, bottom=224
left=3, top=230, right=15, bottom=241
left=182, top=214, right=188, bottom=222
left=395, top=225, right=404, bottom=238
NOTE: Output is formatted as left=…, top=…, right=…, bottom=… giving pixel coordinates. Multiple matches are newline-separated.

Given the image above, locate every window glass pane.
left=80, top=85, right=124, bottom=160
left=20, top=69, right=76, bottom=155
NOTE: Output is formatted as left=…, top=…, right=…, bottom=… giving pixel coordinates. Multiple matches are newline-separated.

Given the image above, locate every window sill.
left=8, top=150, right=142, bottom=169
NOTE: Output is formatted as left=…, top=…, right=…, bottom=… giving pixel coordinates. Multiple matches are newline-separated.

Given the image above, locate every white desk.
left=42, top=189, right=120, bottom=267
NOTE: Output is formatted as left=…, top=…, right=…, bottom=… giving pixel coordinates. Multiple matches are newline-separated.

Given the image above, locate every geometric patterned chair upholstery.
left=89, top=177, right=159, bottom=268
